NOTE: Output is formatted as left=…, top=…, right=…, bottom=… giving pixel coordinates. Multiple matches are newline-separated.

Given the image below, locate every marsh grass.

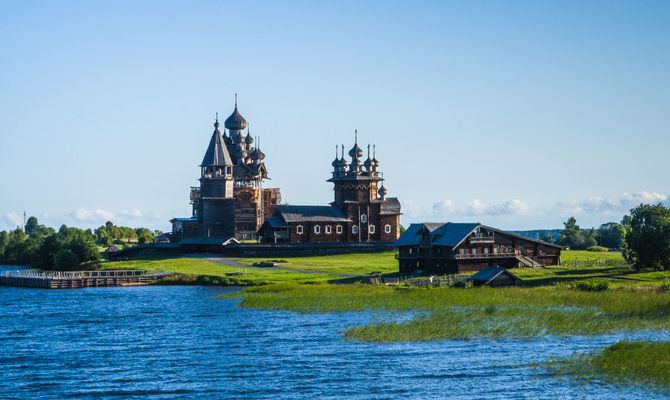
left=224, top=284, right=670, bottom=341
left=544, top=341, right=670, bottom=388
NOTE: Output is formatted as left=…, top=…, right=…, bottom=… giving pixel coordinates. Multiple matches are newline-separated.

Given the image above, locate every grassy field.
left=230, top=251, right=398, bottom=275
left=99, top=257, right=343, bottom=285
left=545, top=341, right=670, bottom=388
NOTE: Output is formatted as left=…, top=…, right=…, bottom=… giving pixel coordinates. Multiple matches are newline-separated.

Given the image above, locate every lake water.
left=0, top=282, right=668, bottom=399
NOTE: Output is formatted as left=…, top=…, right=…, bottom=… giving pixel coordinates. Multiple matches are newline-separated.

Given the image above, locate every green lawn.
left=99, top=256, right=343, bottom=285
left=231, top=251, right=398, bottom=275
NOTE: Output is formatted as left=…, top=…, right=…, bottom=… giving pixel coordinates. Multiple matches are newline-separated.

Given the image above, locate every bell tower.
left=191, top=116, right=236, bottom=238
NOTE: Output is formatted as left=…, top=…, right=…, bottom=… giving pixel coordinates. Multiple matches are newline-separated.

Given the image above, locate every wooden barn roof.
left=277, top=205, right=351, bottom=223
left=394, top=222, right=563, bottom=249
left=468, top=267, right=521, bottom=284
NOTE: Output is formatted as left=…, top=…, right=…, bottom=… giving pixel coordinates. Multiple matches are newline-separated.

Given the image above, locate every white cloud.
left=551, top=192, right=668, bottom=216
left=72, top=208, right=115, bottom=223
left=121, top=209, right=143, bottom=218
left=3, top=213, right=24, bottom=228
left=403, top=200, right=425, bottom=218
left=433, top=198, right=532, bottom=216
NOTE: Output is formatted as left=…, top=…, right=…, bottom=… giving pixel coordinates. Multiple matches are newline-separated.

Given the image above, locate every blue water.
left=0, top=283, right=668, bottom=399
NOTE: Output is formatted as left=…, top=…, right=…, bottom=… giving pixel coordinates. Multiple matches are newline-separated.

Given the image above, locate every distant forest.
left=510, top=230, right=563, bottom=242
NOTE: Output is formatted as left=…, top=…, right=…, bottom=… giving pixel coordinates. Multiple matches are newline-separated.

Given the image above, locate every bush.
left=660, top=279, right=670, bottom=291
left=54, top=249, right=81, bottom=270
left=574, top=280, right=609, bottom=291
left=587, top=246, right=609, bottom=252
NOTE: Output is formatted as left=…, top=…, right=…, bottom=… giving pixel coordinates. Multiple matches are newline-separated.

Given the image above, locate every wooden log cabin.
left=395, top=222, right=562, bottom=275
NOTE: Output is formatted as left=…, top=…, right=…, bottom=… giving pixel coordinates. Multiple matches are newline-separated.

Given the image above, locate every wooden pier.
left=0, top=268, right=177, bottom=289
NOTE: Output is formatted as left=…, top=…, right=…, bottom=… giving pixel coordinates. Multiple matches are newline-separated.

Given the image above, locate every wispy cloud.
left=551, top=192, right=667, bottom=216
left=433, top=198, right=532, bottom=216
left=120, top=209, right=143, bottom=218
left=71, top=209, right=116, bottom=223
left=403, top=200, right=425, bottom=218
left=2, top=213, right=24, bottom=229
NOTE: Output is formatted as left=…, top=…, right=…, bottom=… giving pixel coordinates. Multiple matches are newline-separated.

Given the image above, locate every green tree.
left=0, top=231, right=8, bottom=261
left=597, top=222, right=625, bottom=249
left=24, top=216, right=39, bottom=235
left=136, top=228, right=154, bottom=244
left=623, top=203, right=670, bottom=271
left=54, top=248, right=80, bottom=270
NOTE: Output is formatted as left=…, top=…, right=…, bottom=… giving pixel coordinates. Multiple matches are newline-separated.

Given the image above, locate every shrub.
left=574, top=280, right=609, bottom=291
left=587, top=246, right=609, bottom=252
left=660, top=279, right=670, bottom=291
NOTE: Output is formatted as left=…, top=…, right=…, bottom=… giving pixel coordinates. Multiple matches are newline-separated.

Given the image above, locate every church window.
left=369, top=225, right=375, bottom=234
left=296, top=225, right=303, bottom=234
left=361, top=214, right=368, bottom=223
left=384, top=224, right=391, bottom=233
left=314, top=225, right=321, bottom=234
left=325, top=225, right=332, bottom=234
left=352, top=225, right=359, bottom=234
left=336, top=225, right=343, bottom=234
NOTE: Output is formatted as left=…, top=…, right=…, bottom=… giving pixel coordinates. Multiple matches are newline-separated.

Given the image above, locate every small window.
left=314, top=225, right=321, bottom=234
left=336, top=225, right=343, bottom=234
left=352, top=225, right=359, bottom=234
left=361, top=214, right=368, bottom=223
left=484, top=248, right=489, bottom=254
left=325, top=225, right=332, bottom=234
left=369, top=225, right=375, bottom=234
left=472, top=248, right=477, bottom=254
left=494, top=247, right=498, bottom=254
left=296, top=225, right=303, bottom=234
left=409, top=248, right=413, bottom=255
left=460, top=248, right=465, bottom=255
left=384, top=224, right=391, bottom=233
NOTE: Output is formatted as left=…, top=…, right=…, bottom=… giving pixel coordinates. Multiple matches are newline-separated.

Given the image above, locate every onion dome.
left=250, top=147, right=265, bottom=161
left=349, top=143, right=363, bottom=158
left=231, top=143, right=247, bottom=159
left=224, top=96, right=247, bottom=131
left=244, top=131, right=254, bottom=145
left=222, top=129, right=231, bottom=145
left=332, top=145, right=342, bottom=167
left=339, top=144, right=348, bottom=166
left=378, top=184, right=388, bottom=198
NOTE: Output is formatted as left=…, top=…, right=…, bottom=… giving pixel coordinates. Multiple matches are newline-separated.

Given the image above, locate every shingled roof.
left=276, top=205, right=351, bottom=223
left=379, top=197, right=401, bottom=215
left=394, top=222, right=563, bottom=249
left=201, top=123, right=233, bottom=167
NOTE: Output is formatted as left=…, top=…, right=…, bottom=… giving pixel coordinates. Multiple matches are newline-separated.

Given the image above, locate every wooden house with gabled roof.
left=395, top=222, right=562, bottom=274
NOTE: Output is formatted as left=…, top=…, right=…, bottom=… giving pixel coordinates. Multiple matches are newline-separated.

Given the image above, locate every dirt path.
left=188, top=254, right=363, bottom=278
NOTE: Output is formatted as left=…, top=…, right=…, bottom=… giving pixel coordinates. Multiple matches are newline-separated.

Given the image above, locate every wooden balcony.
left=469, top=237, right=494, bottom=244
left=454, top=252, right=516, bottom=259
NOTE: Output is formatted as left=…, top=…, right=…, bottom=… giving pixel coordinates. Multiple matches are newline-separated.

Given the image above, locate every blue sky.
left=1, top=0, right=669, bottom=232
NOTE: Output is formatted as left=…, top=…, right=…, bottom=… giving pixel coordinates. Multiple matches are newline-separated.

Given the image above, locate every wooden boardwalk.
left=0, top=268, right=177, bottom=289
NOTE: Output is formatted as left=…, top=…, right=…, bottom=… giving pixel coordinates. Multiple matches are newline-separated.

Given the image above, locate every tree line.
left=0, top=217, right=162, bottom=270
left=550, top=203, right=670, bottom=271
